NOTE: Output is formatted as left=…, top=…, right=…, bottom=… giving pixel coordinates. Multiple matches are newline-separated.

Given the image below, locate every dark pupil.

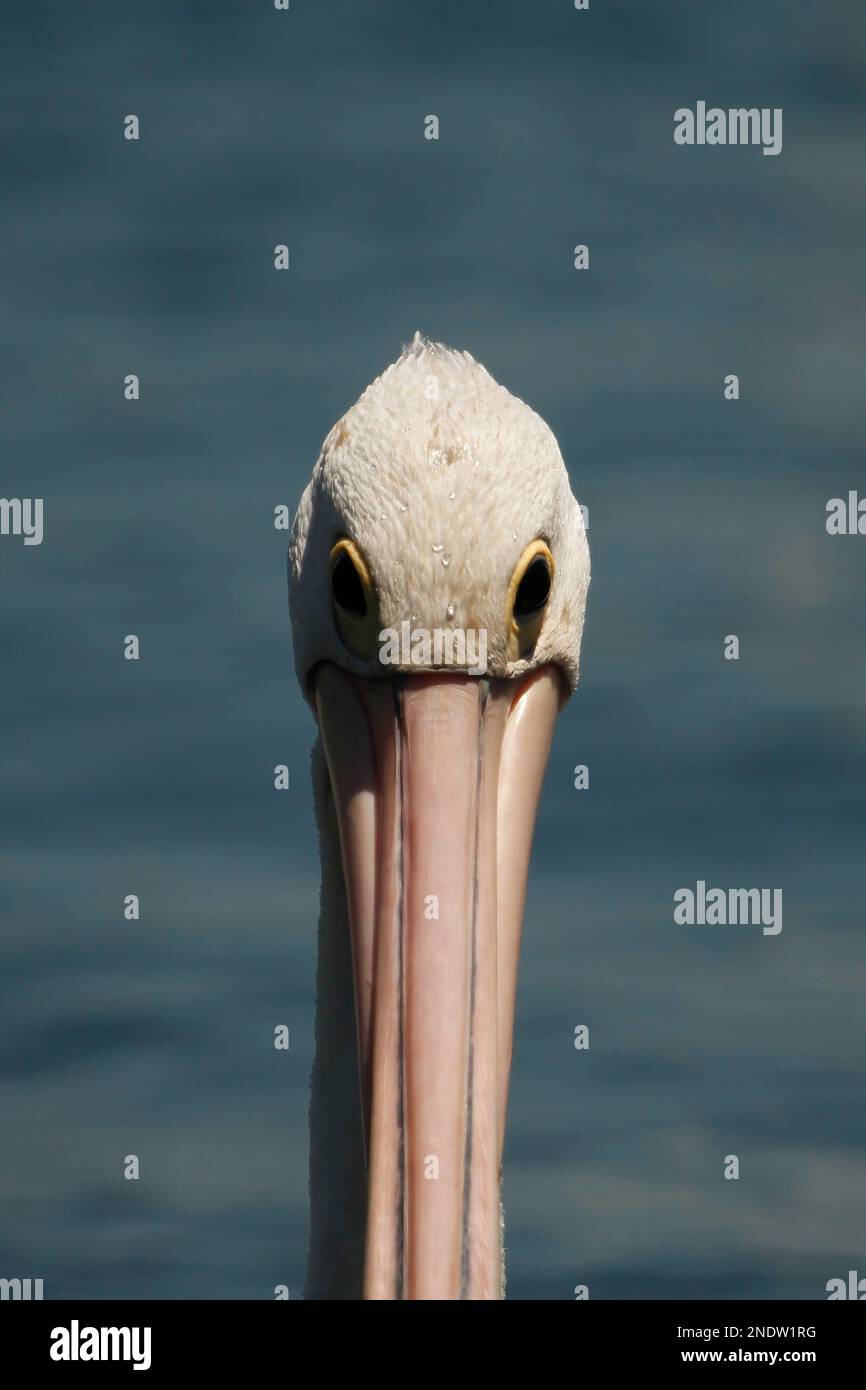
left=331, top=551, right=367, bottom=616
left=514, top=555, right=551, bottom=617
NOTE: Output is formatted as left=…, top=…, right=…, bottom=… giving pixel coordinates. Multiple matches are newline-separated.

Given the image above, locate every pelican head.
left=289, top=333, right=590, bottom=1299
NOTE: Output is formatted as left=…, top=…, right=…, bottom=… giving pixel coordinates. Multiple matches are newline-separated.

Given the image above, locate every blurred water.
left=1, top=0, right=865, bottom=1299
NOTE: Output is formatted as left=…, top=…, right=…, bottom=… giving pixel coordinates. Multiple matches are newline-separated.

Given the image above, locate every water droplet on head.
left=448, top=490, right=456, bottom=501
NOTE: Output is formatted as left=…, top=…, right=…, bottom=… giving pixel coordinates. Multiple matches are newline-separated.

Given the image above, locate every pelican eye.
left=331, top=549, right=367, bottom=616
left=328, top=538, right=379, bottom=659
left=506, top=540, right=554, bottom=659
left=514, top=554, right=551, bottom=616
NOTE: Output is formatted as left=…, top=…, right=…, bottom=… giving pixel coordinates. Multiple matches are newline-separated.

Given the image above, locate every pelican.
left=289, top=334, right=590, bottom=1299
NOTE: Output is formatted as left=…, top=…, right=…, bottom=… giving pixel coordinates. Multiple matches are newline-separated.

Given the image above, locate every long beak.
left=315, top=663, right=561, bottom=1300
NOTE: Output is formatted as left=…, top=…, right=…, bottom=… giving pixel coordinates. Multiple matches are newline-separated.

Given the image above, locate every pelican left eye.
left=507, top=540, right=554, bottom=659
left=514, top=554, right=551, bottom=616
left=328, top=537, right=379, bottom=660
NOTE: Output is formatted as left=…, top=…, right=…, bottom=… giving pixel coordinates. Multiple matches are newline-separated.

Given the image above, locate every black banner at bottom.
left=2, top=1299, right=861, bottom=1375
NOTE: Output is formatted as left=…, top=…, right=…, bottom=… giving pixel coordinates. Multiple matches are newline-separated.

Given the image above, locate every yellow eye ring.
left=506, top=540, right=554, bottom=660
left=328, top=537, right=380, bottom=660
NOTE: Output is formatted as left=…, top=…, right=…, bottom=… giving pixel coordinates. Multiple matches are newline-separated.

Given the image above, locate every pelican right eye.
left=331, top=550, right=366, bottom=615
left=328, top=538, right=379, bottom=659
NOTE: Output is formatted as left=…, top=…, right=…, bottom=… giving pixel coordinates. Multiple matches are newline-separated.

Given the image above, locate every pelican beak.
left=315, top=662, right=562, bottom=1299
